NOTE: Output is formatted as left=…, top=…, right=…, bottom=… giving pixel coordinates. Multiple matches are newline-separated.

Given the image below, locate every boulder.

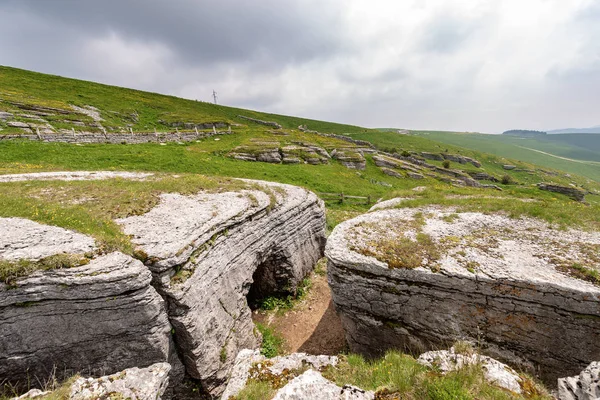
left=538, top=183, right=585, bottom=202
left=381, top=167, right=403, bottom=178
left=221, top=350, right=339, bottom=399
left=503, top=164, right=517, bottom=170
left=326, top=205, right=600, bottom=384
left=420, top=152, right=444, bottom=161
left=442, top=154, right=481, bottom=167
left=70, top=363, right=171, bottom=400
left=372, top=155, right=400, bottom=169
left=272, top=370, right=374, bottom=400
left=558, top=361, right=600, bottom=400
left=407, top=172, right=424, bottom=179
left=467, top=171, right=499, bottom=182
left=117, top=181, right=326, bottom=396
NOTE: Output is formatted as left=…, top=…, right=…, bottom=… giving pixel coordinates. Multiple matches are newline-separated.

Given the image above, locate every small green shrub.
left=501, top=174, right=514, bottom=185
left=442, top=160, right=451, bottom=169
left=255, top=323, right=284, bottom=358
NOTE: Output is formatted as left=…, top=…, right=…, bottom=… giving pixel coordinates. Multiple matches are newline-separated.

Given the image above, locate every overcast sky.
left=1, top=0, right=599, bottom=133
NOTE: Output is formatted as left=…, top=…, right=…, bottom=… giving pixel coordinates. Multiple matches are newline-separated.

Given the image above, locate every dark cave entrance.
left=247, top=252, right=294, bottom=310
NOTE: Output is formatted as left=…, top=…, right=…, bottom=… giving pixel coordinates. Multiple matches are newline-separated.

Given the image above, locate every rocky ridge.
left=326, top=204, right=600, bottom=383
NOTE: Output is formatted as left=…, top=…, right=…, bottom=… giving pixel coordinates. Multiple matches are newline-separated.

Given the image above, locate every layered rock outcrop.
left=326, top=205, right=600, bottom=383
left=118, top=181, right=326, bottom=396
left=0, top=246, right=178, bottom=389
left=0, top=174, right=326, bottom=398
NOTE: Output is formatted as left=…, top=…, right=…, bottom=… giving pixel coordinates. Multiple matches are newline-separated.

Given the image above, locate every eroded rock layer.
left=326, top=205, right=600, bottom=383
left=0, top=250, right=177, bottom=388
left=117, top=180, right=326, bottom=396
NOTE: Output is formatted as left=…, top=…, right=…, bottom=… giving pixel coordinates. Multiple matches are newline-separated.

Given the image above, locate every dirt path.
left=252, top=261, right=346, bottom=355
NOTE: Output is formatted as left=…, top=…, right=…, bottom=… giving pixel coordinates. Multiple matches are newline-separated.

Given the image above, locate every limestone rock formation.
left=538, top=183, right=586, bottom=202
left=326, top=205, right=600, bottom=383
left=0, top=217, right=96, bottom=260
left=272, top=370, right=374, bottom=400
left=221, top=350, right=339, bottom=399
left=117, top=181, right=326, bottom=396
left=70, top=363, right=171, bottom=400
left=331, top=148, right=366, bottom=170
left=12, top=363, right=171, bottom=400
left=557, top=361, right=600, bottom=400
left=0, top=249, right=176, bottom=389
left=1, top=174, right=326, bottom=398
left=417, top=347, right=523, bottom=394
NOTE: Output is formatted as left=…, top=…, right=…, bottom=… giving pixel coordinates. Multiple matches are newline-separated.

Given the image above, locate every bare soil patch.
left=252, top=261, right=346, bottom=355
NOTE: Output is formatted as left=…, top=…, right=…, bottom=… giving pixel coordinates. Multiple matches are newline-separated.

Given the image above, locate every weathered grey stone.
left=467, top=171, right=499, bottom=182
left=0, top=130, right=231, bottom=144
left=407, top=172, right=424, bottom=179
left=503, top=164, right=517, bottom=170
left=417, top=348, right=522, bottom=394
left=372, top=155, right=400, bottom=169
left=7, top=121, right=30, bottom=128
left=221, top=349, right=265, bottom=400
left=282, top=157, right=301, bottom=164
left=421, top=152, right=444, bottom=161
left=118, top=181, right=326, bottom=396
left=238, top=115, right=282, bottom=129
left=70, top=363, right=171, bottom=400
left=538, top=183, right=585, bottom=202
left=442, top=154, right=481, bottom=167
left=326, top=206, right=600, bottom=384
left=558, top=361, right=600, bottom=400
left=0, top=218, right=96, bottom=260
left=0, top=111, right=13, bottom=120
left=381, top=167, right=403, bottom=178
left=256, top=151, right=282, bottom=163
left=10, top=389, right=50, bottom=399
left=0, top=252, right=177, bottom=389
left=221, top=350, right=339, bottom=399
left=272, top=370, right=374, bottom=400
left=332, top=149, right=366, bottom=170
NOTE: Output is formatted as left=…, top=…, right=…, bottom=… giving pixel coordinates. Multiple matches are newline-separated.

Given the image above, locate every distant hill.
left=548, top=126, right=600, bottom=134
left=502, top=129, right=547, bottom=137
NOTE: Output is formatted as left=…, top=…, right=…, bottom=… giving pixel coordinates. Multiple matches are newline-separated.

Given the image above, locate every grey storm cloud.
left=1, top=0, right=345, bottom=68
left=0, top=0, right=599, bottom=133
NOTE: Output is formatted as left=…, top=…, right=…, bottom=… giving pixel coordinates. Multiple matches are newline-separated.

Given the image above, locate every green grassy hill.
left=1, top=66, right=599, bottom=233
left=0, top=65, right=370, bottom=135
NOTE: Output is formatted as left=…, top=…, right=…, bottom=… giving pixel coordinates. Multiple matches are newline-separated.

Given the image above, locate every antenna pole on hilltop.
left=212, top=90, right=218, bottom=105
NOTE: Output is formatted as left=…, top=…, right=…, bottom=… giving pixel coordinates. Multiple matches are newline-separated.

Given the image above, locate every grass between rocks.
left=232, top=350, right=551, bottom=400
left=0, top=253, right=91, bottom=286
left=255, top=323, right=285, bottom=358
left=0, top=375, right=79, bottom=400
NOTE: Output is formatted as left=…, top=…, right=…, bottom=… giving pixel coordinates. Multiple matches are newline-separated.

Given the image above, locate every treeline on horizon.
left=502, top=129, right=547, bottom=136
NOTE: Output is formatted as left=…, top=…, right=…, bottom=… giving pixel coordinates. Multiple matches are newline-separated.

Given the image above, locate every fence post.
left=340, top=192, right=345, bottom=204
left=367, top=195, right=371, bottom=205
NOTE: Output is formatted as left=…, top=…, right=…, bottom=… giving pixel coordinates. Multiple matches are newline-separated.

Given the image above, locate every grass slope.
left=0, top=65, right=370, bottom=135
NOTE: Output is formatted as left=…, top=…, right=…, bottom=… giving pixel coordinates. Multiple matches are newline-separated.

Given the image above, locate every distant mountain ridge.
left=548, top=126, right=600, bottom=134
